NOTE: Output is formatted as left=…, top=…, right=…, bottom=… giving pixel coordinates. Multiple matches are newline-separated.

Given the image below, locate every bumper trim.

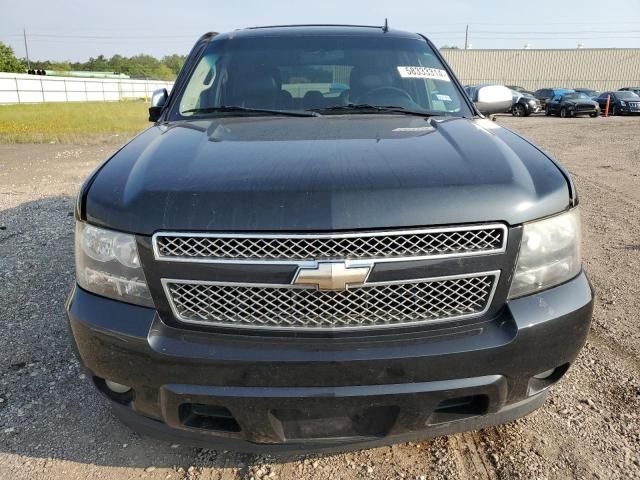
left=161, top=375, right=505, bottom=399
left=112, top=392, right=546, bottom=454
left=156, top=374, right=509, bottom=442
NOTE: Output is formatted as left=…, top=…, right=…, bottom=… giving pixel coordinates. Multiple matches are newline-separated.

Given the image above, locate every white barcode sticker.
left=397, top=66, right=450, bottom=81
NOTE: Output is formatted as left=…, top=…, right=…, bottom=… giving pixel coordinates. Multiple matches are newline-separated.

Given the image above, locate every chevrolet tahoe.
left=66, top=25, right=594, bottom=453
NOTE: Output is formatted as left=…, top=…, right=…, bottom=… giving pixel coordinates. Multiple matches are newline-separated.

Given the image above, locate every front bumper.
left=527, top=103, right=541, bottom=114
left=619, top=106, right=640, bottom=114
left=66, top=272, right=593, bottom=453
left=569, top=106, right=599, bottom=116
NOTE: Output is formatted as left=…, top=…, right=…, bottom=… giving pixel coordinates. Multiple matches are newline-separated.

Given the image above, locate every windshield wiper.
left=309, top=104, right=441, bottom=117
left=182, top=105, right=320, bottom=117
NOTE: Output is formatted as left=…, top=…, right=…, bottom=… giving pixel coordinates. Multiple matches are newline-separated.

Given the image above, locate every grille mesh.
left=155, top=227, right=505, bottom=261
left=166, top=275, right=496, bottom=330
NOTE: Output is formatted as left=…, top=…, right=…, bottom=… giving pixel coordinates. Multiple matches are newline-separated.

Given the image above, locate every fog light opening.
left=94, top=377, right=135, bottom=405
left=528, top=363, right=571, bottom=396
left=533, top=368, right=556, bottom=380
left=105, top=380, right=132, bottom=394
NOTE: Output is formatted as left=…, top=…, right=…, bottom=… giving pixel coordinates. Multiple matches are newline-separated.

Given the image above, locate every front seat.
left=302, top=90, right=325, bottom=109
left=227, top=67, right=283, bottom=109
left=343, top=66, right=399, bottom=104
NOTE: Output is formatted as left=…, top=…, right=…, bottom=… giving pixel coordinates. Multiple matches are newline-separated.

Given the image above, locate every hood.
left=85, top=115, right=570, bottom=234
left=512, top=90, right=536, bottom=101
left=565, top=98, right=598, bottom=105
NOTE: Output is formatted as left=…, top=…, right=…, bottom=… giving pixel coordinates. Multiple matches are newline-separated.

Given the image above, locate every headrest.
left=350, top=66, right=398, bottom=95
left=240, top=67, right=282, bottom=95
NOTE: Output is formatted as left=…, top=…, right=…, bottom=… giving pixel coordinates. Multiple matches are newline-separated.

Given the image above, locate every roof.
left=210, top=24, right=423, bottom=41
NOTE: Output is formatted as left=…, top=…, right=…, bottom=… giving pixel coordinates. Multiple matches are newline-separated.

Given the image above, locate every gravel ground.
left=0, top=115, right=639, bottom=479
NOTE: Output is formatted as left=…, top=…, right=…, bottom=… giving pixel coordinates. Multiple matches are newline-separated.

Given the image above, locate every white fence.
left=0, top=72, right=174, bottom=105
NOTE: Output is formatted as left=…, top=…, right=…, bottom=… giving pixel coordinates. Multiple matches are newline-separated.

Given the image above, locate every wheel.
left=611, top=105, right=618, bottom=116
left=560, top=107, right=568, bottom=118
left=590, top=111, right=599, bottom=118
left=545, top=106, right=551, bottom=116
left=512, top=103, right=526, bottom=117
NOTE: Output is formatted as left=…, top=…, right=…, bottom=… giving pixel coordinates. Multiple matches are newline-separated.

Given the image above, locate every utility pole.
left=23, top=28, right=31, bottom=70
left=464, top=24, right=469, bottom=50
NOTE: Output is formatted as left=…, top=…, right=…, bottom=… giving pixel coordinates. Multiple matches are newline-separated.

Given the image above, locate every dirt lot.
left=0, top=115, right=639, bottom=480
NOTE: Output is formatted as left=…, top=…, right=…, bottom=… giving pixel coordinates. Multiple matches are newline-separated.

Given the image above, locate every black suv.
left=67, top=25, right=593, bottom=453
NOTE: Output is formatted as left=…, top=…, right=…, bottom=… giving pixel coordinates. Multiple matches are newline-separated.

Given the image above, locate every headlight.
left=508, top=209, right=581, bottom=299
left=75, top=222, right=153, bottom=307
left=620, top=100, right=627, bottom=106
left=528, top=99, right=536, bottom=105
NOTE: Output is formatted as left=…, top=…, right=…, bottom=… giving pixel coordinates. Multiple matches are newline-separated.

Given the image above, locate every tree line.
left=0, top=41, right=185, bottom=80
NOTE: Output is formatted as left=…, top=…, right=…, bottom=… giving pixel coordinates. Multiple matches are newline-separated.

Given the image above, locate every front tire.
left=611, top=105, right=618, bottom=116
left=512, top=104, right=526, bottom=117
left=590, top=111, right=599, bottom=118
left=560, top=107, right=568, bottom=118
left=545, top=106, right=551, bottom=116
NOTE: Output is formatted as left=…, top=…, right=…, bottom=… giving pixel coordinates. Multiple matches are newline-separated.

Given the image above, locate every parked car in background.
left=509, top=89, right=541, bottom=117
left=534, top=88, right=575, bottom=108
left=574, top=88, right=599, bottom=100
left=597, top=91, right=640, bottom=115
left=507, top=85, right=535, bottom=96
left=619, top=87, right=640, bottom=96
left=545, top=92, right=600, bottom=118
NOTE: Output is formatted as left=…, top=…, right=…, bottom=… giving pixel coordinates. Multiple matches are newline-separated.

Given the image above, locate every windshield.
left=564, top=93, right=590, bottom=100
left=617, top=91, right=640, bottom=99
left=174, top=34, right=470, bottom=118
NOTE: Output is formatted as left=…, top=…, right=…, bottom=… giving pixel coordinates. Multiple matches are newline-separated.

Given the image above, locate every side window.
left=416, top=54, right=461, bottom=113
left=180, top=54, right=218, bottom=113
left=425, top=79, right=461, bottom=112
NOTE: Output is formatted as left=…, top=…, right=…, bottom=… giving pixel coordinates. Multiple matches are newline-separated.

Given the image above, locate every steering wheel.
left=362, top=86, right=413, bottom=104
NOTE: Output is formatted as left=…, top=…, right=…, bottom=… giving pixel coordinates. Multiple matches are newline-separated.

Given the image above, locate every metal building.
left=440, top=48, right=640, bottom=91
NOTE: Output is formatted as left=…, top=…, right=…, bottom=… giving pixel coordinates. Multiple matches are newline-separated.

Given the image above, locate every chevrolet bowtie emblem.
left=293, top=262, right=371, bottom=291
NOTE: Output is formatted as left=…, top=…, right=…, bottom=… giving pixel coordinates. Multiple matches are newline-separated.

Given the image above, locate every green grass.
left=0, top=101, right=151, bottom=143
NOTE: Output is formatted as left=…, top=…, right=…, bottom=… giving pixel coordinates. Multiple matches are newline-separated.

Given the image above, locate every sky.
left=1, top=0, right=639, bottom=62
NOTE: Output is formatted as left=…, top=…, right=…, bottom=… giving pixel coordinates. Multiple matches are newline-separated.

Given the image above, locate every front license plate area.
left=269, top=404, right=400, bottom=441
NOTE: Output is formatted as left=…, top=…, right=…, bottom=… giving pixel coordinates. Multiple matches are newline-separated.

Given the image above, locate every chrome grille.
left=154, top=225, right=506, bottom=262
left=163, top=273, right=498, bottom=330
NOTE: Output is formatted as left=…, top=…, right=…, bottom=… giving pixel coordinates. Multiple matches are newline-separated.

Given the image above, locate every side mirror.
left=474, top=85, right=513, bottom=115
left=149, top=88, right=168, bottom=122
